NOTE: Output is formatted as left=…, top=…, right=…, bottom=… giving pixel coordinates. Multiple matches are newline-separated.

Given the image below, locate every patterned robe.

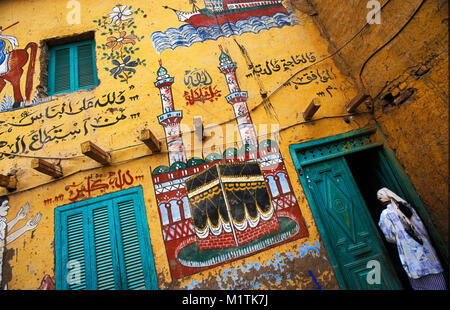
left=378, top=204, right=443, bottom=279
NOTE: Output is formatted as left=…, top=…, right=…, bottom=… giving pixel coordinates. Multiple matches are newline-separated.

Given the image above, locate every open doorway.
left=291, top=128, right=448, bottom=289
left=345, top=147, right=412, bottom=290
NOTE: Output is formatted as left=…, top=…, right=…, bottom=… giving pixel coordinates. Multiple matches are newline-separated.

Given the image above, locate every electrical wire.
left=359, top=0, right=427, bottom=82
left=4, top=111, right=371, bottom=194
left=209, top=0, right=394, bottom=126
left=0, top=1, right=394, bottom=162
left=359, top=0, right=426, bottom=112
left=267, top=0, right=393, bottom=100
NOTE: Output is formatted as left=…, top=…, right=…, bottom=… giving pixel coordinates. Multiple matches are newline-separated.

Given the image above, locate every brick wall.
left=289, top=0, right=448, bottom=247
left=197, top=215, right=280, bottom=250
left=198, top=230, right=236, bottom=250
left=235, top=215, right=280, bottom=245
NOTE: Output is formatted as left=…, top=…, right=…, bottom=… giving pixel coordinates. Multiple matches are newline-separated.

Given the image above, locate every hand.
left=15, top=202, right=30, bottom=221
left=25, top=212, right=41, bottom=231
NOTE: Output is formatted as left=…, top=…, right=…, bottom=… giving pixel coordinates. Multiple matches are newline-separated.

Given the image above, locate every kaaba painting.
left=150, top=51, right=308, bottom=279
left=150, top=145, right=309, bottom=278
left=185, top=165, right=233, bottom=247
left=185, top=162, right=280, bottom=250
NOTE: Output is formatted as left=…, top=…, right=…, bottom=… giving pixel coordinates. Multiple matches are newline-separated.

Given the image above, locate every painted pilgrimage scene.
left=0, top=0, right=448, bottom=293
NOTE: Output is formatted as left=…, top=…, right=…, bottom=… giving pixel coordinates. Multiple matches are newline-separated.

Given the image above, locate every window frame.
left=48, top=40, right=98, bottom=96
left=54, top=186, right=158, bottom=290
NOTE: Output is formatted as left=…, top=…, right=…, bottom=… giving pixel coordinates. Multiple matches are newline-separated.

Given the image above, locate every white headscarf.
left=377, top=187, right=423, bottom=245
left=377, top=187, right=412, bottom=221
left=377, top=187, right=407, bottom=205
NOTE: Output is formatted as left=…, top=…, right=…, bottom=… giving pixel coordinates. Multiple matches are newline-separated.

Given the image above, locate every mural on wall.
left=38, top=275, right=55, bottom=290
left=182, top=240, right=325, bottom=290
left=39, top=168, right=145, bottom=206
left=245, top=52, right=317, bottom=78
left=0, top=22, right=38, bottom=110
left=93, top=5, right=147, bottom=83
left=150, top=48, right=308, bottom=279
left=151, top=0, right=302, bottom=54
left=0, top=88, right=141, bottom=160
left=183, top=67, right=222, bottom=105
left=0, top=195, right=41, bottom=289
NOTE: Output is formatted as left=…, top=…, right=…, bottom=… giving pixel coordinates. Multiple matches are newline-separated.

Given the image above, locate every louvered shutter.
left=56, top=209, right=90, bottom=290
left=53, top=48, right=71, bottom=93
left=49, top=40, right=97, bottom=95
left=77, top=43, right=95, bottom=88
left=91, top=204, right=121, bottom=290
left=115, top=198, right=148, bottom=290
left=56, top=187, right=158, bottom=290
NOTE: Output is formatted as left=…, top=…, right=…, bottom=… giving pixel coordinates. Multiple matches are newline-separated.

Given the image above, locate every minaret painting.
left=154, top=60, right=187, bottom=166
left=218, top=45, right=258, bottom=148
left=150, top=53, right=308, bottom=280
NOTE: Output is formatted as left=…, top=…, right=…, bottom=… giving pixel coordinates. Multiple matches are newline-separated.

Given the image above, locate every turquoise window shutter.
left=49, top=40, right=98, bottom=95
left=115, top=199, right=148, bottom=289
left=52, top=47, right=71, bottom=94
left=55, top=187, right=158, bottom=290
left=76, top=43, right=95, bottom=88
left=66, top=213, right=88, bottom=290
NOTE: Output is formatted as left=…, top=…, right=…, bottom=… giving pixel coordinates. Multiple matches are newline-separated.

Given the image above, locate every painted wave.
left=151, top=11, right=301, bottom=54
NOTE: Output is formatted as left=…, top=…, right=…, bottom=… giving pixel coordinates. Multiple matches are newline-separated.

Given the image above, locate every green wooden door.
left=303, top=157, right=402, bottom=289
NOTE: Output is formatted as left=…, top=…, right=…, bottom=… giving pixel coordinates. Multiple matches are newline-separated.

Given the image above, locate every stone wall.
left=290, top=0, right=449, bottom=246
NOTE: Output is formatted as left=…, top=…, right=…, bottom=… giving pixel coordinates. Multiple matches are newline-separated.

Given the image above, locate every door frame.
left=289, top=126, right=448, bottom=289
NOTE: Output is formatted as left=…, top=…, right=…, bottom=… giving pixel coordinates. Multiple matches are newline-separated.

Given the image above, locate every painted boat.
left=165, top=0, right=288, bottom=28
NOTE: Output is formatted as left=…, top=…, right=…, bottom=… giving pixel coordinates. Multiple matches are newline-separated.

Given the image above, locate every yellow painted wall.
left=294, top=0, right=449, bottom=247
left=0, top=0, right=380, bottom=290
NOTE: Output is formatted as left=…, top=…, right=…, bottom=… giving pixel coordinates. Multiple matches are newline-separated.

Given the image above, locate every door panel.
left=303, top=157, right=401, bottom=289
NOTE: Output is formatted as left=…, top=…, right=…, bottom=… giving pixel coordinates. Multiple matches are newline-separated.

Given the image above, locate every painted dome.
left=219, top=50, right=231, bottom=63
left=157, top=65, right=168, bottom=77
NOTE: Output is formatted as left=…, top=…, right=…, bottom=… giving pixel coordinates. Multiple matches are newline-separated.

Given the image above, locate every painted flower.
left=108, top=5, right=133, bottom=25
left=106, top=31, right=138, bottom=51
left=110, top=56, right=138, bottom=79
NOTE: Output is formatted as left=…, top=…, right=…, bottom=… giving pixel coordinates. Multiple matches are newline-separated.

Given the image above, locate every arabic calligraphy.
left=316, top=85, right=338, bottom=98
left=293, top=68, right=336, bottom=88
left=64, top=169, right=144, bottom=202
left=6, top=90, right=127, bottom=128
left=246, top=52, right=317, bottom=78
left=183, top=85, right=222, bottom=106
left=184, top=68, right=213, bottom=89
left=44, top=194, right=64, bottom=206
left=0, top=90, right=134, bottom=160
left=282, top=67, right=337, bottom=90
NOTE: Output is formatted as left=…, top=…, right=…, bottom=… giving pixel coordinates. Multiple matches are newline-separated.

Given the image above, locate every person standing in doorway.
left=377, top=188, right=447, bottom=290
